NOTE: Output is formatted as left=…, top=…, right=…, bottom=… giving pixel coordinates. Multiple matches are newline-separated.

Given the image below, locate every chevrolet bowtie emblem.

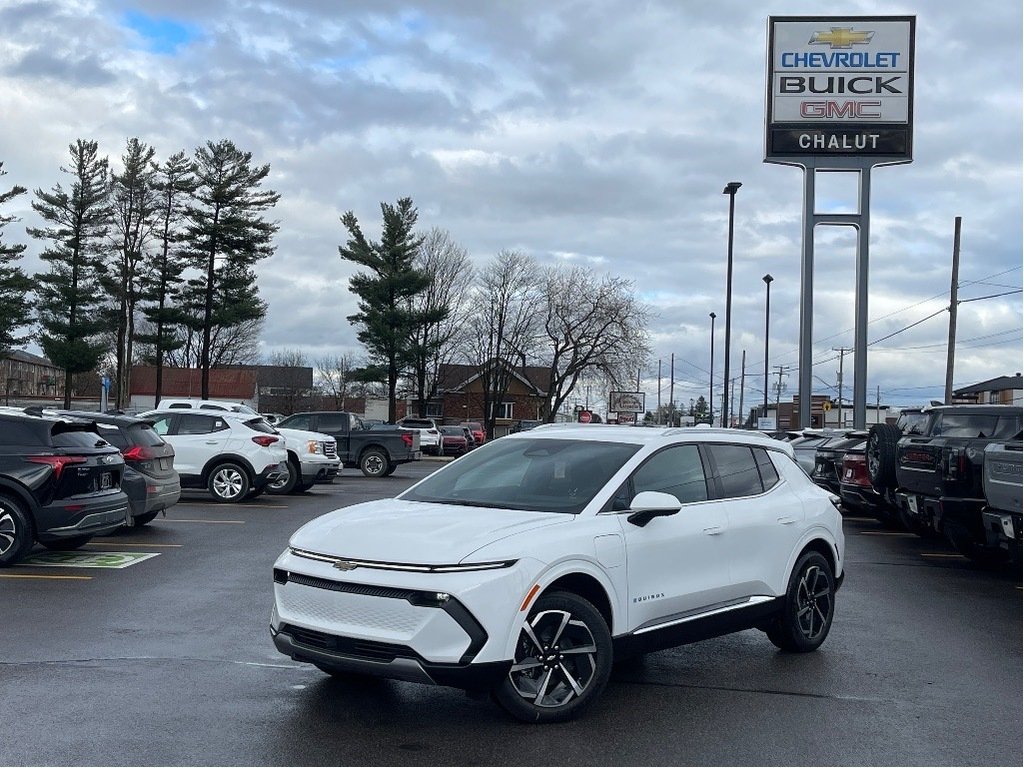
left=808, top=27, right=874, bottom=49
left=333, top=560, right=358, bottom=571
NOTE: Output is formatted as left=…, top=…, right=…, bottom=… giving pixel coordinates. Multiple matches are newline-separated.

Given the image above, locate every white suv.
left=155, top=400, right=340, bottom=494
left=396, top=417, right=443, bottom=455
left=271, top=425, right=845, bottom=722
left=142, top=410, right=287, bottom=502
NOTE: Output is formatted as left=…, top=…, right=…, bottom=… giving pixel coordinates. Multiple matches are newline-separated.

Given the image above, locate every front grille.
left=285, top=572, right=418, bottom=601
left=322, top=442, right=337, bottom=459
left=282, top=624, right=415, bottom=662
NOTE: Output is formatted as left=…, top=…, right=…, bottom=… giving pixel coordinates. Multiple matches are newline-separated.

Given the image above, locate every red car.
left=460, top=421, right=485, bottom=446
left=440, top=426, right=469, bottom=456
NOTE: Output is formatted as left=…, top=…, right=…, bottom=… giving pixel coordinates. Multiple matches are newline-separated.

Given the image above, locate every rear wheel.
left=208, top=462, right=250, bottom=502
left=41, top=535, right=93, bottom=551
left=0, top=495, right=34, bottom=567
left=493, top=591, right=613, bottom=723
left=766, top=551, right=836, bottom=653
left=360, top=449, right=388, bottom=478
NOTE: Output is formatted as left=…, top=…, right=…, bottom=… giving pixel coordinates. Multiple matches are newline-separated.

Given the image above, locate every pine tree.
left=139, top=150, right=195, bottom=404
left=184, top=140, right=279, bottom=399
left=104, top=138, right=158, bottom=409
left=28, top=140, right=111, bottom=408
left=0, top=162, right=32, bottom=355
left=339, top=197, right=428, bottom=423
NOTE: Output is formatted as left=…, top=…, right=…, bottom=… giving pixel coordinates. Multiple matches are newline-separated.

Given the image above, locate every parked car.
left=510, top=419, right=544, bottom=433
left=981, top=440, right=1023, bottom=561
left=810, top=430, right=867, bottom=496
left=458, top=425, right=477, bottom=450
left=271, top=425, right=844, bottom=722
left=439, top=426, right=469, bottom=456
left=460, top=421, right=485, bottom=446
left=151, top=400, right=340, bottom=494
left=276, top=411, right=421, bottom=477
left=0, top=412, right=130, bottom=566
left=140, top=410, right=287, bottom=502
left=894, top=404, right=1023, bottom=561
left=788, top=430, right=844, bottom=475
left=837, top=439, right=897, bottom=523
left=865, top=407, right=929, bottom=513
left=397, top=417, right=444, bottom=456
left=37, top=410, right=180, bottom=527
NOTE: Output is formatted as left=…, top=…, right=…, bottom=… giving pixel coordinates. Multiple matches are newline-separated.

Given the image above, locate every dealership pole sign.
left=766, top=16, right=915, bottom=162
left=764, top=16, right=914, bottom=431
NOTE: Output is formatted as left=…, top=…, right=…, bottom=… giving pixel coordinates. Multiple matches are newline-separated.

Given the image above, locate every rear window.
left=932, top=413, right=1022, bottom=439
left=401, top=419, right=434, bottom=429
left=243, top=417, right=277, bottom=434
left=441, top=426, right=464, bottom=436
left=95, top=423, right=128, bottom=449
left=128, top=423, right=165, bottom=447
left=51, top=426, right=109, bottom=449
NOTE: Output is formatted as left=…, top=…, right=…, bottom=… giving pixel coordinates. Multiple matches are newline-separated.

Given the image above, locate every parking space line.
left=161, top=519, right=245, bottom=524
left=859, top=531, right=918, bottom=537
left=88, top=541, right=184, bottom=548
left=177, top=503, right=288, bottom=509
left=0, top=574, right=93, bottom=581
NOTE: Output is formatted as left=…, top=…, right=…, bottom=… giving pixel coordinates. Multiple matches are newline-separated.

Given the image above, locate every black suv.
left=894, top=404, right=1023, bottom=561
left=0, top=412, right=130, bottom=566
left=53, top=411, right=180, bottom=526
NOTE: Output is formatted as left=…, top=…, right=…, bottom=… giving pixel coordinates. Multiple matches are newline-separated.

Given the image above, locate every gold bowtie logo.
left=808, top=27, right=875, bottom=49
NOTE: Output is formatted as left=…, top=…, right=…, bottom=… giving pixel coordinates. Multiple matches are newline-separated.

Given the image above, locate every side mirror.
left=626, top=491, right=682, bottom=528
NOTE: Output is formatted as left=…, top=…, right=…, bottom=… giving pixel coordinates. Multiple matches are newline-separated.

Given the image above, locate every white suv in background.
left=142, top=410, right=287, bottom=502
left=396, top=417, right=443, bottom=456
left=155, top=399, right=340, bottom=494
left=271, top=425, right=844, bottom=722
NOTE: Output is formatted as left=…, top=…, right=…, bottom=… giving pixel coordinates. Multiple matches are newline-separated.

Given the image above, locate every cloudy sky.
left=1, top=0, right=1021, bottom=416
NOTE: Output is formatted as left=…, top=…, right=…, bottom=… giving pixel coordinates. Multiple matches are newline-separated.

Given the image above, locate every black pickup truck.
left=894, top=404, right=1022, bottom=562
left=275, top=412, right=421, bottom=477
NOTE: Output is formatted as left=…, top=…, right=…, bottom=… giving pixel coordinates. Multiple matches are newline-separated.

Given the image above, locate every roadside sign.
left=609, top=391, right=645, bottom=413
left=20, top=551, right=160, bottom=569
left=578, top=410, right=593, bottom=424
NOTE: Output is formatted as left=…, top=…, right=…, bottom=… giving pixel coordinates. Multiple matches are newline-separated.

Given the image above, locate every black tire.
left=360, top=449, right=388, bottom=478
left=0, top=495, right=34, bottom=567
left=866, top=424, right=901, bottom=491
left=947, top=529, right=1011, bottom=567
left=766, top=551, right=836, bottom=653
left=383, top=462, right=398, bottom=477
left=294, top=481, right=315, bottom=493
left=207, top=462, right=251, bottom=502
left=492, top=591, right=613, bottom=723
left=267, top=458, right=299, bottom=495
left=133, top=511, right=160, bottom=527
left=41, top=535, right=93, bottom=551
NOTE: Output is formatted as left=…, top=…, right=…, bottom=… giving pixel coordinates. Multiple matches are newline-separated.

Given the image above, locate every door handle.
left=777, top=516, right=797, bottom=525
left=703, top=525, right=724, bottom=535
left=204, top=440, right=219, bottom=445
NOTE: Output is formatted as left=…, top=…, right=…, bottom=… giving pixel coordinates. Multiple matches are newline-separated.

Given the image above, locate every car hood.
left=289, top=498, right=571, bottom=564
left=276, top=427, right=335, bottom=443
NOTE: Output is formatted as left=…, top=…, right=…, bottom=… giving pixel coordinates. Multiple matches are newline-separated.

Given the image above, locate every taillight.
left=27, top=455, right=87, bottom=481
left=401, top=432, right=413, bottom=447
left=252, top=435, right=279, bottom=447
left=122, top=445, right=154, bottom=461
left=946, top=447, right=966, bottom=479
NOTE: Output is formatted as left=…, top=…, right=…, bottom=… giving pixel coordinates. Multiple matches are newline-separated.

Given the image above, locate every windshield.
left=401, top=437, right=641, bottom=514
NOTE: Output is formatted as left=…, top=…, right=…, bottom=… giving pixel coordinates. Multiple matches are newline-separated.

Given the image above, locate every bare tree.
left=408, top=228, right=474, bottom=416
left=265, top=348, right=308, bottom=367
left=464, top=250, right=543, bottom=439
left=540, top=266, right=651, bottom=421
left=315, top=352, right=360, bottom=409
left=165, top=314, right=264, bottom=368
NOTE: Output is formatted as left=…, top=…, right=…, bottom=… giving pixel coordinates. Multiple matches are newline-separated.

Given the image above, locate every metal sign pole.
left=798, top=164, right=815, bottom=429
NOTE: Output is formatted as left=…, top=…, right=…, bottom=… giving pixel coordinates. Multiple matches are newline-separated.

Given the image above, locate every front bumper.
left=298, top=457, right=341, bottom=485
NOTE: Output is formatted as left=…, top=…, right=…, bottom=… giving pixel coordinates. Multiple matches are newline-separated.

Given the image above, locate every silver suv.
left=397, top=417, right=443, bottom=456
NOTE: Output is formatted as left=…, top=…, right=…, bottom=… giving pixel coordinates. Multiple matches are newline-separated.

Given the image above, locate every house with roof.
left=129, top=366, right=259, bottom=411
left=430, top=360, right=551, bottom=436
left=953, top=374, right=1023, bottom=405
left=1, top=350, right=63, bottom=405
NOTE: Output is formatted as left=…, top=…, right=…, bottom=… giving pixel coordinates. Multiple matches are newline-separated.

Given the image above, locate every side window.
left=708, top=444, right=764, bottom=499
left=284, top=415, right=311, bottom=431
left=167, top=403, right=192, bottom=409
left=620, top=445, right=709, bottom=508
left=149, top=416, right=172, bottom=436
left=176, top=414, right=216, bottom=436
left=199, top=404, right=228, bottom=411
left=753, top=448, right=780, bottom=490
left=318, top=414, right=347, bottom=432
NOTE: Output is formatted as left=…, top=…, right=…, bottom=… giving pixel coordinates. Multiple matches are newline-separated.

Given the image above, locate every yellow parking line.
left=859, top=531, right=918, bottom=537
left=161, top=519, right=245, bottom=524
left=88, top=542, right=184, bottom=548
left=0, top=574, right=93, bottom=580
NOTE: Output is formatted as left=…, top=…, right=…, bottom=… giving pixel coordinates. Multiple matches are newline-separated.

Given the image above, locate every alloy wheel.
left=0, top=509, right=16, bottom=556
left=212, top=468, right=244, bottom=500
left=795, top=564, right=832, bottom=642
left=508, top=609, right=598, bottom=708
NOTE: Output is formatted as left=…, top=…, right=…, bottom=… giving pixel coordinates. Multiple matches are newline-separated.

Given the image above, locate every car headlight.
left=306, top=440, right=323, bottom=455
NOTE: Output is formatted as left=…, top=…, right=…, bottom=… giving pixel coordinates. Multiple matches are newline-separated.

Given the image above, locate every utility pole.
left=774, top=365, right=790, bottom=426
left=657, top=359, right=662, bottom=425
left=945, top=216, right=962, bottom=404
left=669, top=353, right=675, bottom=427
left=738, top=350, right=746, bottom=428
left=730, top=376, right=737, bottom=428
left=832, top=346, right=852, bottom=428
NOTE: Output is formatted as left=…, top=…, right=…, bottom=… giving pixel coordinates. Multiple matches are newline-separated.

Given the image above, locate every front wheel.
left=208, top=462, right=251, bottom=502
left=766, top=551, right=836, bottom=653
left=492, top=591, right=612, bottom=723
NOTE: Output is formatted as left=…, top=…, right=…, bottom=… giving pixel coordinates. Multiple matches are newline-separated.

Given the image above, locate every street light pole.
left=708, top=311, right=716, bottom=426
left=722, top=181, right=742, bottom=427
left=762, top=273, right=773, bottom=420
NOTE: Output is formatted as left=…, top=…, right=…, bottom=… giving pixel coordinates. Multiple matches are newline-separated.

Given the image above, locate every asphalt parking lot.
left=2, top=460, right=1021, bottom=766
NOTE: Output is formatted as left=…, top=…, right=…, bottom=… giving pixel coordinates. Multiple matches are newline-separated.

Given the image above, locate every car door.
left=704, top=444, right=805, bottom=598
left=168, top=414, right=232, bottom=479
left=612, top=444, right=734, bottom=631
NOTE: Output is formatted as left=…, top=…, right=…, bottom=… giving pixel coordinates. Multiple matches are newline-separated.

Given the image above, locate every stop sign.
left=578, top=410, right=592, bottom=423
